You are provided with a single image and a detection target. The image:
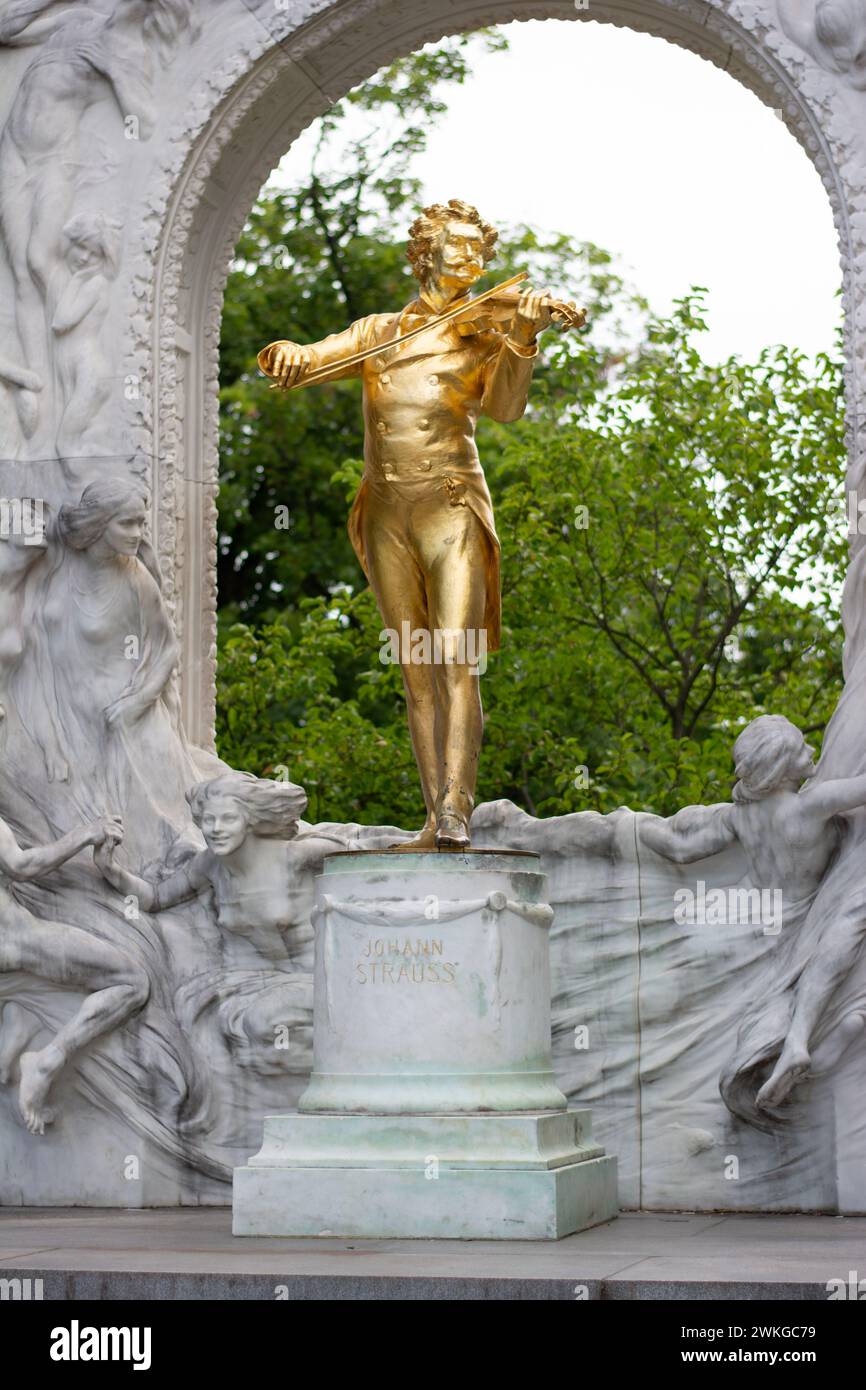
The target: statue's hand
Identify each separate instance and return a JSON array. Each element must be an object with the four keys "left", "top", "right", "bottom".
[
  {"left": 510, "top": 286, "right": 555, "bottom": 347},
  {"left": 271, "top": 341, "right": 312, "bottom": 389},
  {"left": 90, "top": 813, "right": 124, "bottom": 851},
  {"left": 93, "top": 838, "right": 117, "bottom": 875}
]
